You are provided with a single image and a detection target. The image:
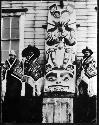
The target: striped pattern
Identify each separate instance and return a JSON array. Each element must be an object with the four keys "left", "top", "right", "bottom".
[
  {"left": 42, "top": 98, "right": 73, "bottom": 123},
  {"left": 1, "top": 0, "right": 97, "bottom": 63}
]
